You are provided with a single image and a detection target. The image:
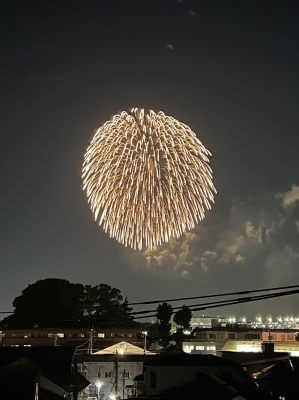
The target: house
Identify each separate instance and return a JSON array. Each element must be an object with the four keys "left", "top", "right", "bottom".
[
  {"left": 76, "top": 341, "right": 156, "bottom": 399},
  {"left": 137, "top": 348, "right": 273, "bottom": 399},
  {"left": 0, "top": 346, "right": 89, "bottom": 399},
  {"left": 143, "top": 348, "right": 255, "bottom": 396},
  {"left": 152, "top": 372, "right": 273, "bottom": 400},
  {"left": 220, "top": 344, "right": 291, "bottom": 377}
]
